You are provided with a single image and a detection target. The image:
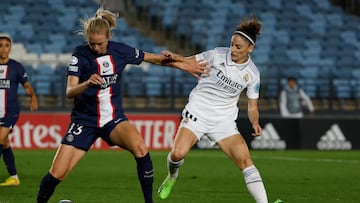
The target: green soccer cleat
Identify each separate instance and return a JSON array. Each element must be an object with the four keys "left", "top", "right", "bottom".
[
  {"left": 274, "top": 199, "right": 284, "bottom": 203},
  {"left": 158, "top": 175, "right": 177, "bottom": 200}
]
